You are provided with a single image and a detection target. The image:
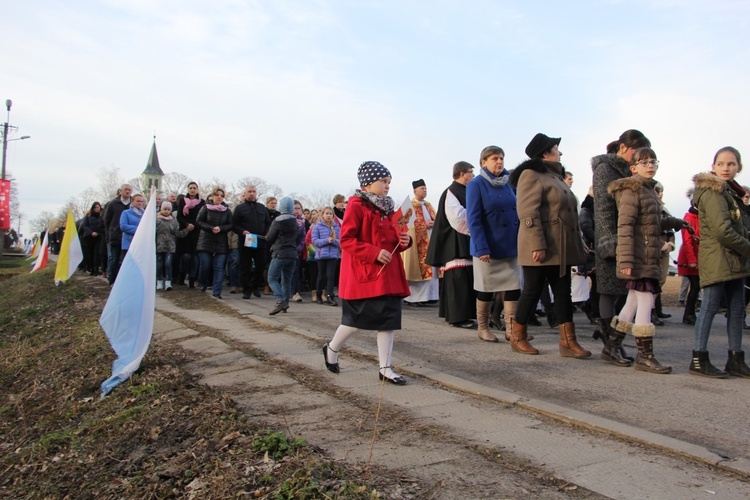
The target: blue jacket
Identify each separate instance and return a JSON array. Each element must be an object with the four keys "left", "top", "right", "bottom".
[
  {"left": 466, "top": 169, "right": 519, "bottom": 259},
  {"left": 120, "top": 208, "right": 144, "bottom": 250},
  {"left": 312, "top": 220, "right": 341, "bottom": 260}
]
